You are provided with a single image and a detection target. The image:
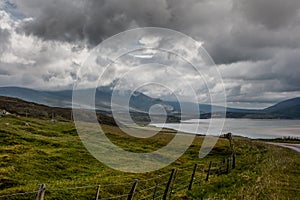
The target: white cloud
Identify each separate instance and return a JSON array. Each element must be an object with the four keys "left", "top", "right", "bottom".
[
  {"left": 0, "top": 10, "right": 90, "bottom": 89},
  {"left": 0, "top": 0, "right": 300, "bottom": 108}
]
